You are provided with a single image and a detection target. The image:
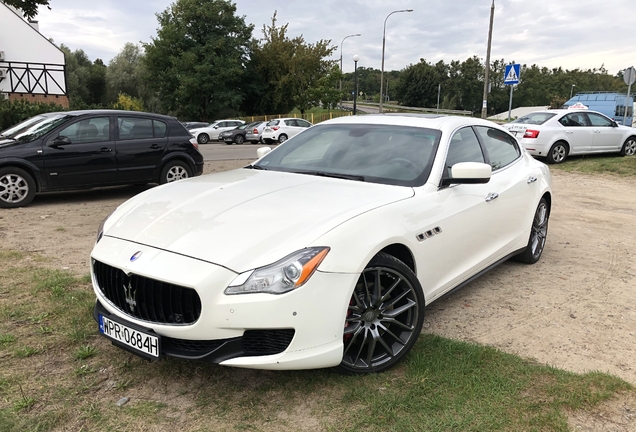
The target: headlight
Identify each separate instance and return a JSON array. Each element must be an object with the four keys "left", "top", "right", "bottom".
[
  {"left": 96, "top": 210, "right": 115, "bottom": 243},
  {"left": 225, "top": 247, "right": 330, "bottom": 295}
]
